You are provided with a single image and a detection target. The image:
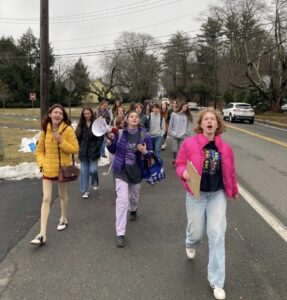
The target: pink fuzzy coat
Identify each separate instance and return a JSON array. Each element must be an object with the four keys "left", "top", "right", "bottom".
[{"left": 176, "top": 133, "right": 238, "bottom": 199}]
